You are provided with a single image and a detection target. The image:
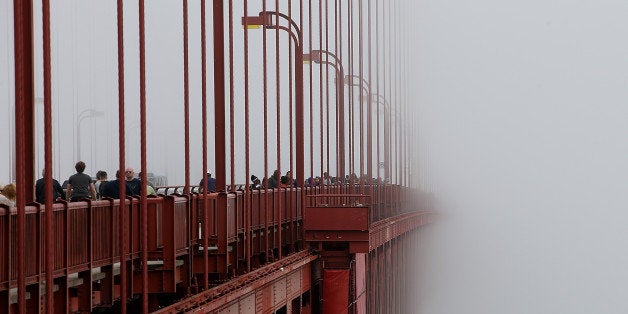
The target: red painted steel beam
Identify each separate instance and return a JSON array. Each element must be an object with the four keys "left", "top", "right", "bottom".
[
  {"left": 368, "top": 211, "right": 435, "bottom": 251},
  {"left": 41, "top": 0, "right": 55, "bottom": 310},
  {"left": 200, "top": 0, "right": 210, "bottom": 290},
  {"left": 154, "top": 251, "right": 317, "bottom": 313},
  {"left": 242, "top": 0, "right": 252, "bottom": 274},
  {"left": 228, "top": 0, "right": 235, "bottom": 192},
  {"left": 139, "top": 0, "right": 149, "bottom": 312},
  {"left": 13, "top": 0, "right": 35, "bottom": 311},
  {"left": 115, "top": 0, "right": 128, "bottom": 312},
  {"left": 213, "top": 0, "right": 226, "bottom": 191}
]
